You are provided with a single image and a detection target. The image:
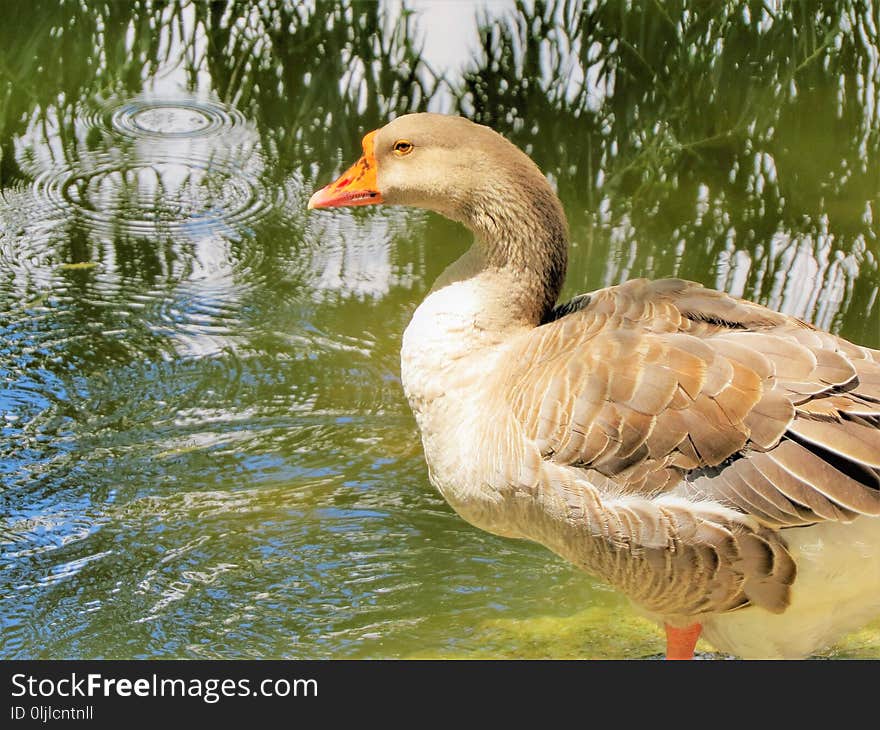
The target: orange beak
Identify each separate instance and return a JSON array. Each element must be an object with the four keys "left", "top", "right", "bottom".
[{"left": 307, "top": 130, "right": 383, "bottom": 209}]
